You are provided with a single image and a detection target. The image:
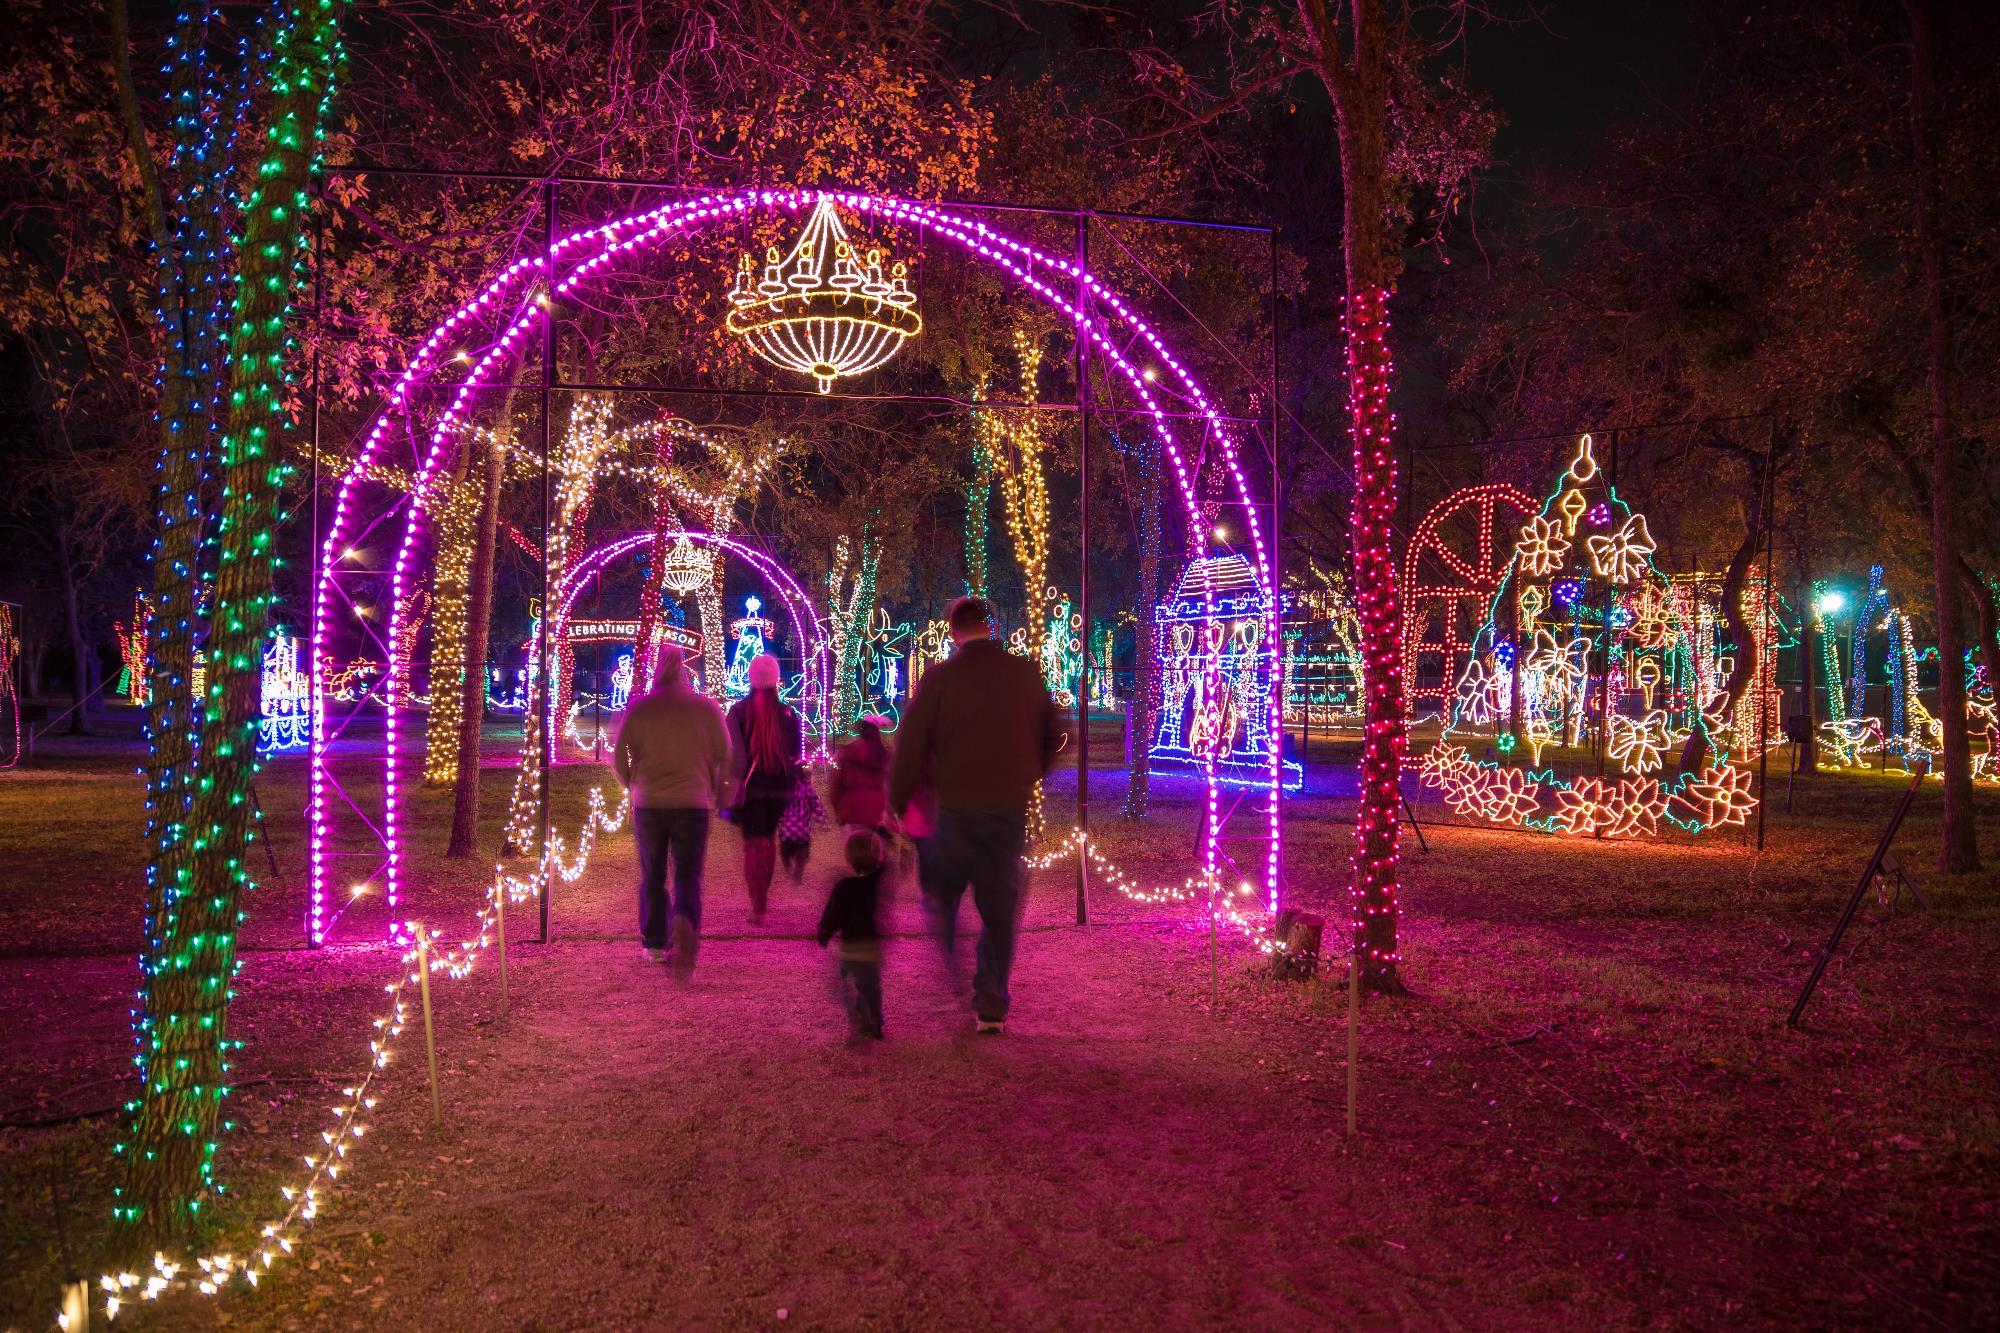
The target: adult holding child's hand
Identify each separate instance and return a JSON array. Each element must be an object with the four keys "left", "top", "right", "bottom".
[{"left": 889, "top": 596, "right": 1067, "bottom": 1035}]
